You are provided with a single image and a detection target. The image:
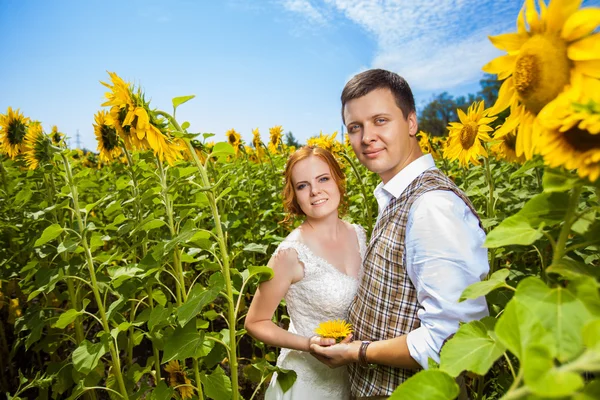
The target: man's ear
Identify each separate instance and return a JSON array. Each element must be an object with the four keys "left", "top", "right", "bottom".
[{"left": 408, "top": 112, "right": 418, "bottom": 137}]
